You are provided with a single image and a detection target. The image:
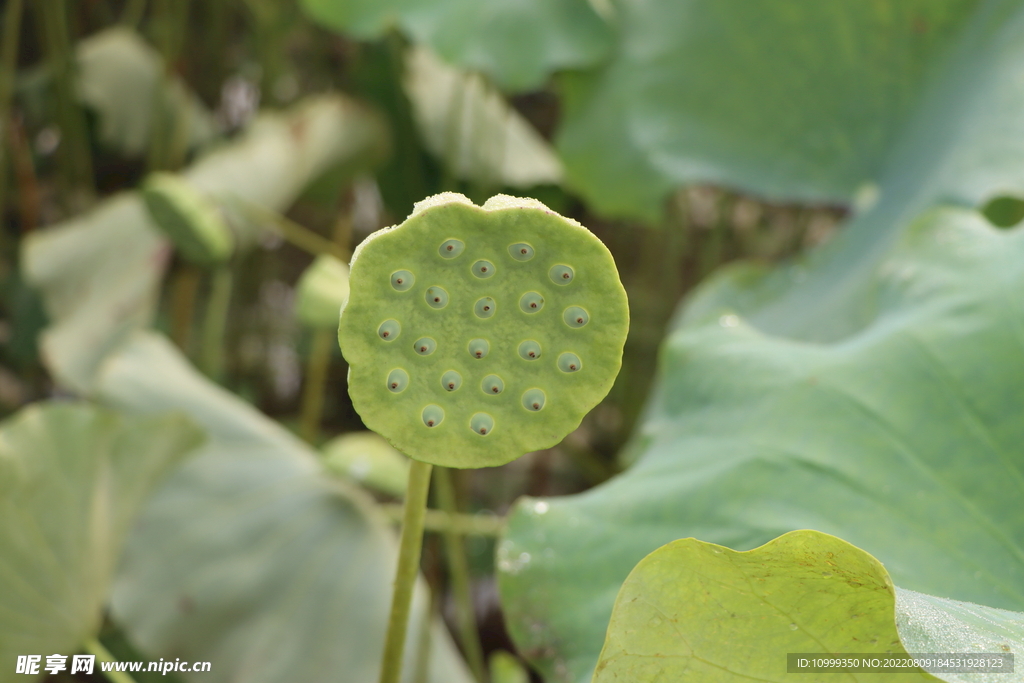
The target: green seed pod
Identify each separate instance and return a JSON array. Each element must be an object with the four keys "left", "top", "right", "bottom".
[
  {"left": 141, "top": 172, "right": 234, "bottom": 267},
  {"left": 338, "top": 192, "right": 629, "bottom": 468},
  {"left": 295, "top": 255, "right": 351, "bottom": 330},
  {"left": 321, "top": 431, "right": 409, "bottom": 498}
]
